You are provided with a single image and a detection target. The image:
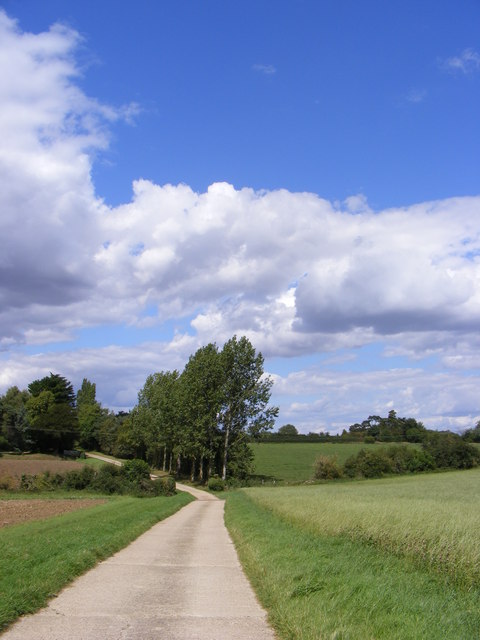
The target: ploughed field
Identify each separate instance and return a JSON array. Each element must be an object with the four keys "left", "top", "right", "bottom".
[
  {"left": 0, "top": 498, "right": 106, "bottom": 528},
  {"left": 0, "top": 455, "right": 85, "bottom": 489}
]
